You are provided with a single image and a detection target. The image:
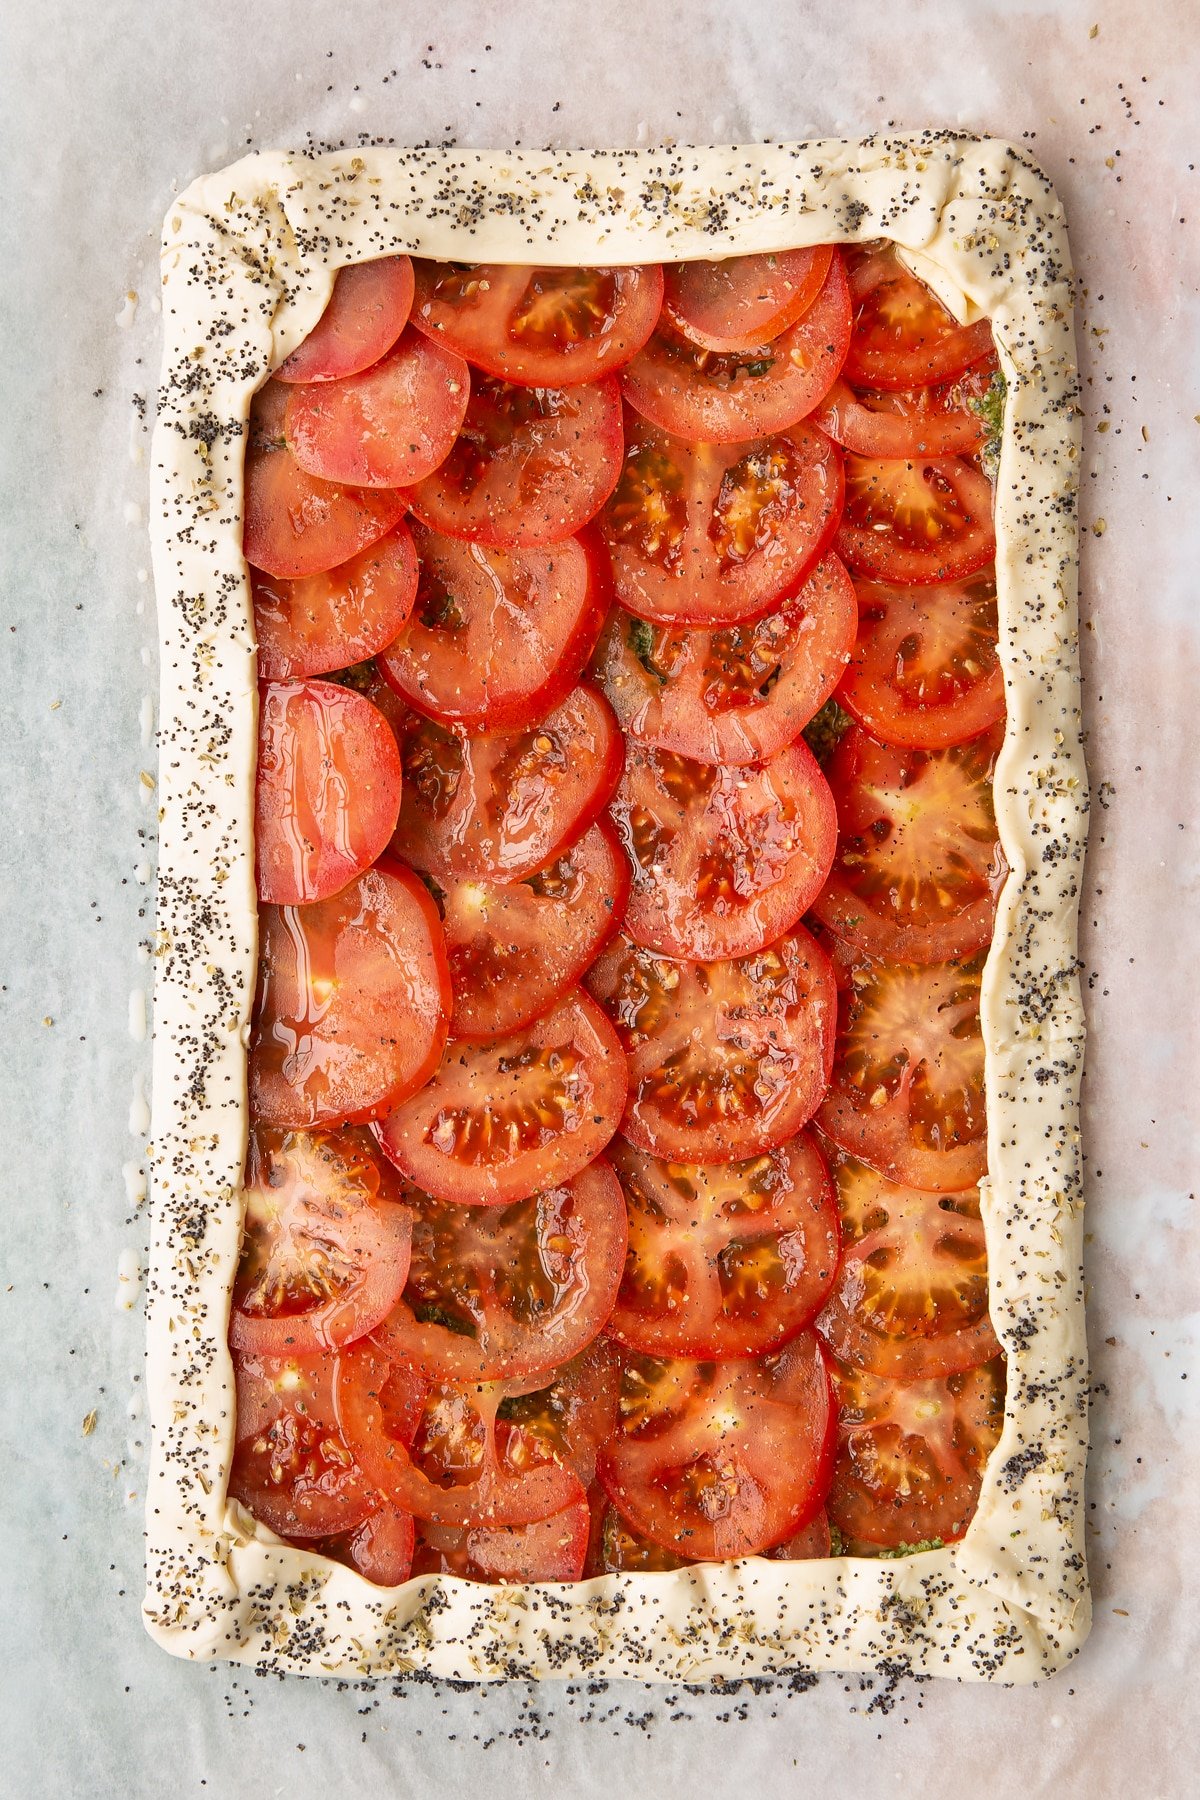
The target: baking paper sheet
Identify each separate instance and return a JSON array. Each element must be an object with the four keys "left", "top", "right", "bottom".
[{"left": 2, "top": 0, "right": 1196, "bottom": 1792}]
